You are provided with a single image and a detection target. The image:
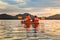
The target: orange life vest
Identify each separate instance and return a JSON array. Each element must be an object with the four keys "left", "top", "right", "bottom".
[
  {"left": 24, "top": 16, "right": 31, "bottom": 28},
  {"left": 24, "top": 16, "right": 30, "bottom": 21},
  {"left": 33, "top": 17, "right": 39, "bottom": 28},
  {"left": 33, "top": 17, "right": 39, "bottom": 22}
]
